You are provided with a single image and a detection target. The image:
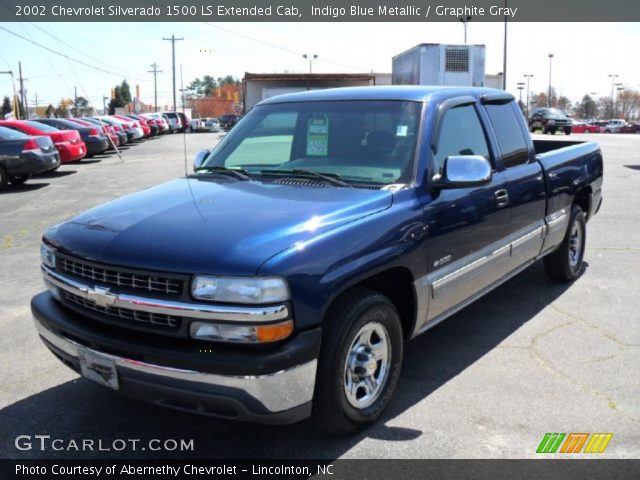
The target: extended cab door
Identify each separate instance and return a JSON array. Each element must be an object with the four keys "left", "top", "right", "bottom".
[
  {"left": 481, "top": 96, "right": 546, "bottom": 268},
  {"left": 418, "top": 97, "right": 511, "bottom": 325}
]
